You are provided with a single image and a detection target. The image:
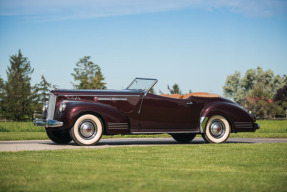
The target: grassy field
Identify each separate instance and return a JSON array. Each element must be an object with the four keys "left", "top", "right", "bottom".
[
  {"left": 0, "top": 143, "right": 286, "bottom": 192},
  {"left": 0, "top": 120, "right": 286, "bottom": 141},
  {"left": 0, "top": 121, "right": 286, "bottom": 191},
  {"left": 230, "top": 119, "right": 287, "bottom": 138}
]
